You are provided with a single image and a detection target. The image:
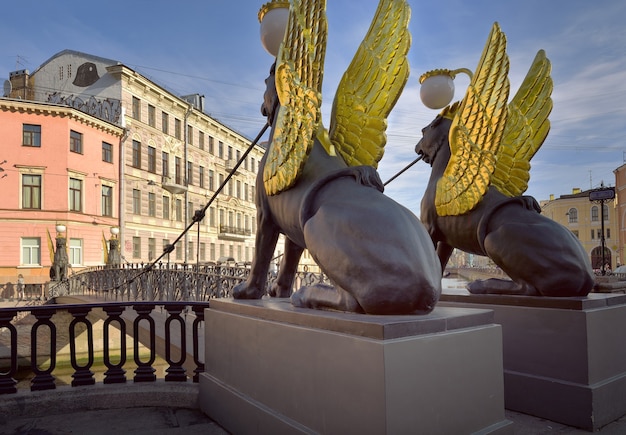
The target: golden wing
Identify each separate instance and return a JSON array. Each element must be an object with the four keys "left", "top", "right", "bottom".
[
  {"left": 435, "top": 22, "right": 510, "bottom": 216},
  {"left": 102, "top": 231, "right": 109, "bottom": 264},
  {"left": 46, "top": 228, "right": 55, "bottom": 264},
  {"left": 328, "top": 0, "right": 411, "bottom": 168},
  {"left": 263, "top": 0, "right": 327, "bottom": 196},
  {"left": 492, "top": 50, "right": 553, "bottom": 197}
]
